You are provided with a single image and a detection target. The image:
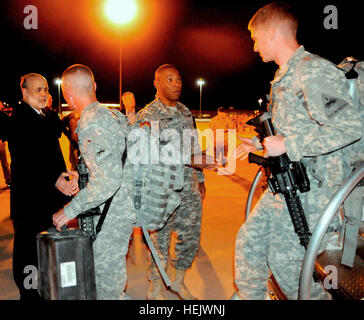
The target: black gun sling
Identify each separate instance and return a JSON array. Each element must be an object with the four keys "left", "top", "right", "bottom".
[{"left": 95, "top": 196, "right": 113, "bottom": 236}]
